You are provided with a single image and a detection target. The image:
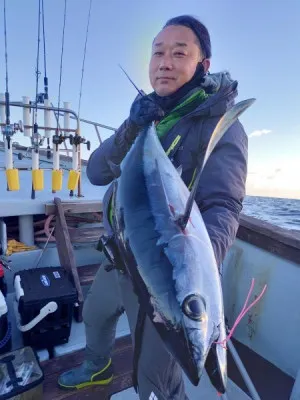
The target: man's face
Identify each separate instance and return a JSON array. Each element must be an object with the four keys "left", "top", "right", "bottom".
[{"left": 149, "top": 25, "right": 205, "bottom": 96}]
